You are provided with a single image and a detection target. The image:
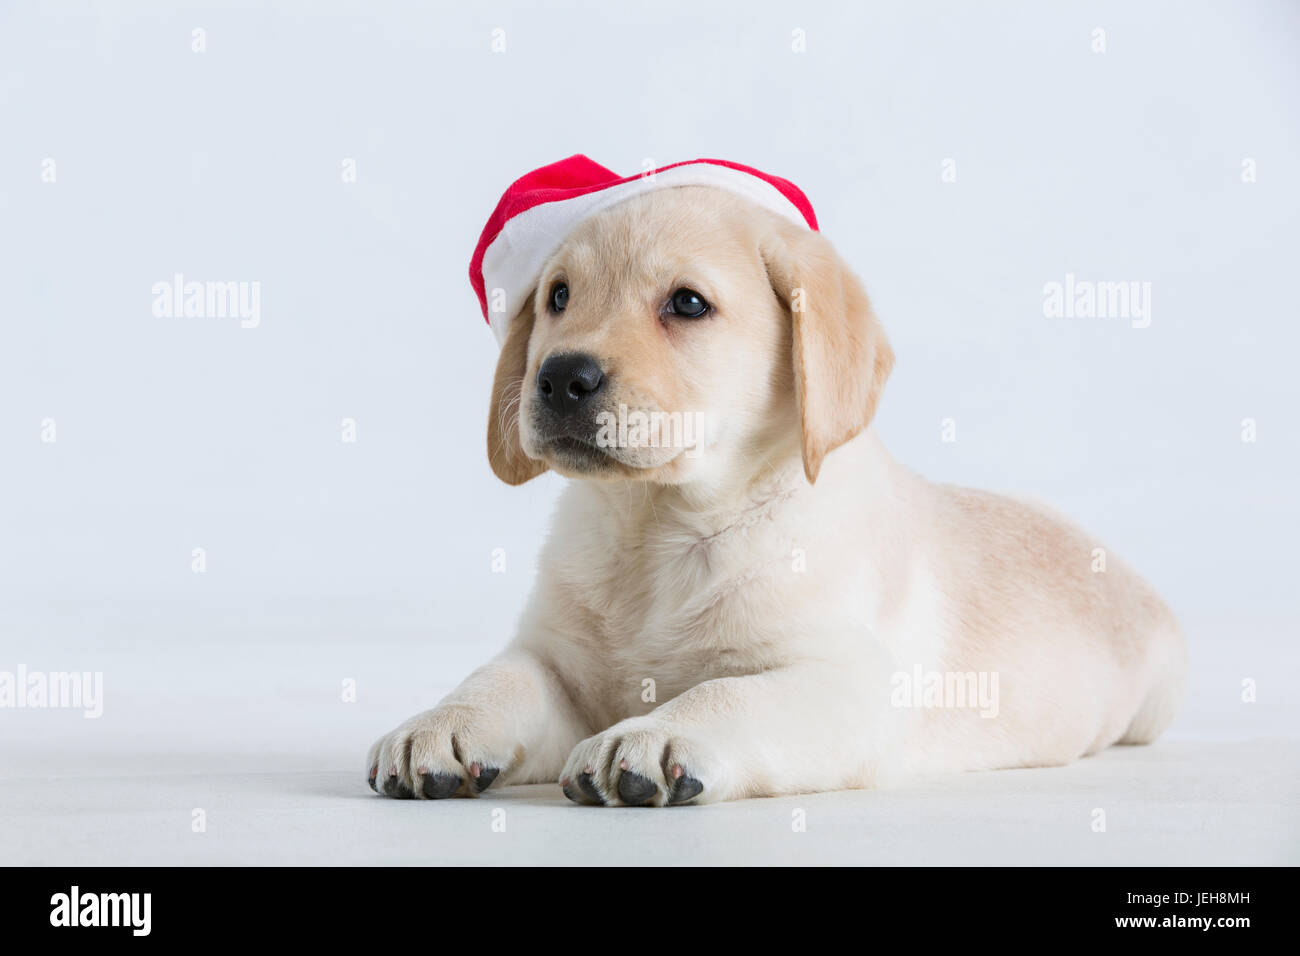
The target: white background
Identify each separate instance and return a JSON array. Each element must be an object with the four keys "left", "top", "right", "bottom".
[{"left": 0, "top": 1, "right": 1296, "bottom": 860}]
